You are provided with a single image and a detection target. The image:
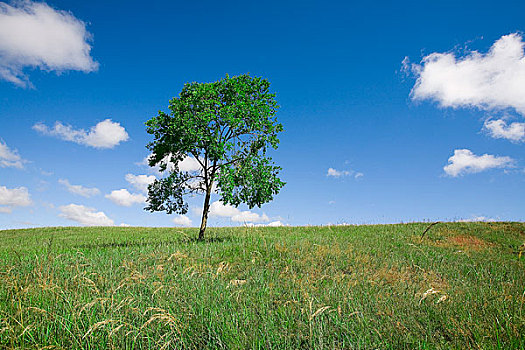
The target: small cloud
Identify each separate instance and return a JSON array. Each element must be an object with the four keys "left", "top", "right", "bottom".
[
  {"left": 246, "top": 220, "right": 287, "bottom": 227},
  {"left": 209, "top": 200, "right": 270, "bottom": 224},
  {"left": 0, "top": 185, "right": 32, "bottom": 213},
  {"left": 119, "top": 223, "right": 131, "bottom": 227},
  {"left": 232, "top": 211, "right": 269, "bottom": 223},
  {"left": 179, "top": 156, "right": 202, "bottom": 172},
  {"left": 125, "top": 174, "right": 156, "bottom": 193},
  {"left": 443, "top": 149, "right": 514, "bottom": 177},
  {"left": 327, "top": 168, "right": 350, "bottom": 177},
  {"left": 483, "top": 118, "right": 525, "bottom": 143},
  {"left": 172, "top": 214, "right": 192, "bottom": 227},
  {"left": 327, "top": 167, "right": 363, "bottom": 179},
  {"left": 58, "top": 179, "right": 100, "bottom": 197},
  {"left": 0, "top": 140, "right": 28, "bottom": 169},
  {"left": 408, "top": 33, "right": 525, "bottom": 116},
  {"left": 0, "top": 1, "right": 98, "bottom": 88},
  {"left": 59, "top": 204, "right": 113, "bottom": 226},
  {"left": 139, "top": 154, "right": 202, "bottom": 175},
  {"left": 457, "top": 215, "right": 496, "bottom": 222},
  {"left": 209, "top": 201, "right": 241, "bottom": 217},
  {"left": 105, "top": 189, "right": 145, "bottom": 207},
  {"left": 328, "top": 200, "right": 336, "bottom": 205},
  {"left": 33, "top": 119, "right": 129, "bottom": 149},
  {"left": 266, "top": 220, "right": 285, "bottom": 227}
]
